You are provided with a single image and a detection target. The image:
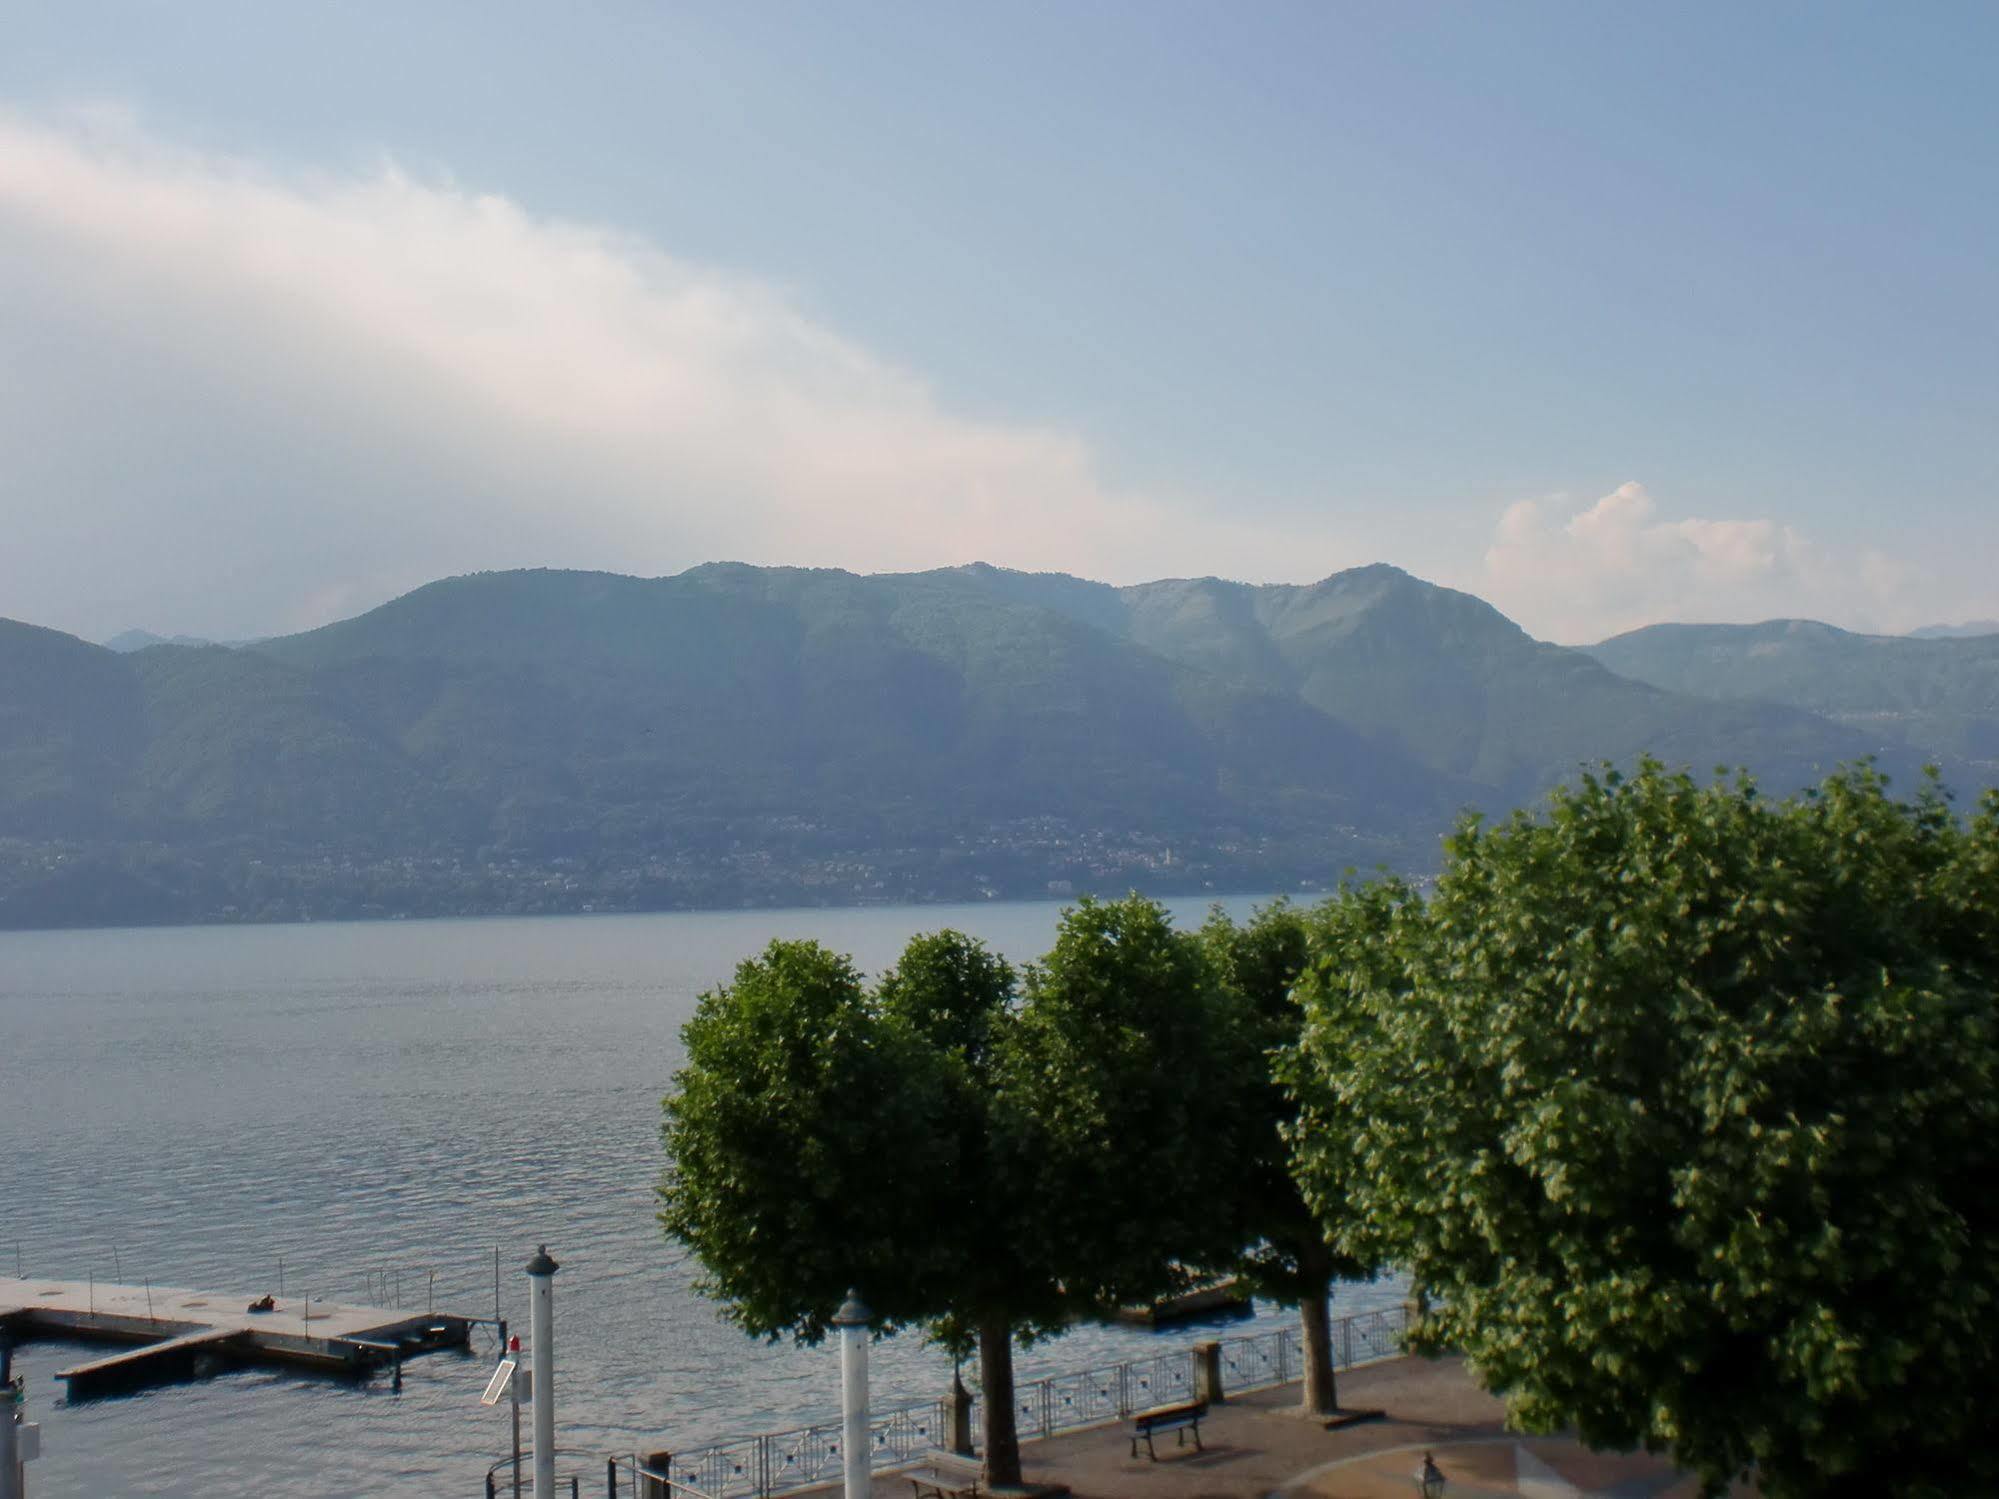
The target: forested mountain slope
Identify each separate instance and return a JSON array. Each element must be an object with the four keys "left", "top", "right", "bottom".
[
  {"left": 1584, "top": 619, "right": 1999, "bottom": 765},
  {"left": 0, "top": 565, "right": 1979, "bottom": 928},
  {"left": 928, "top": 563, "right": 1903, "bottom": 797}
]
